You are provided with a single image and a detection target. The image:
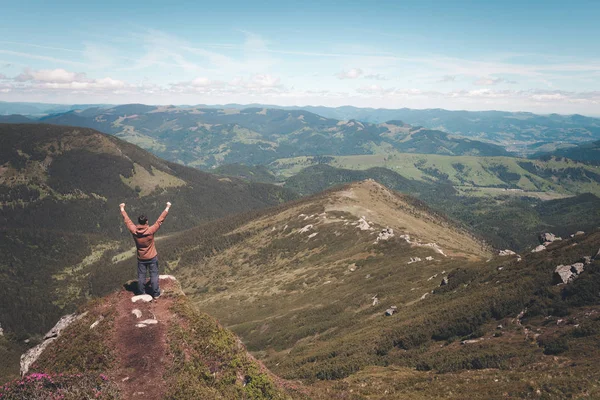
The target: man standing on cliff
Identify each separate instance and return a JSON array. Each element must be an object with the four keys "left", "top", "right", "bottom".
[{"left": 119, "top": 201, "right": 171, "bottom": 299}]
